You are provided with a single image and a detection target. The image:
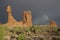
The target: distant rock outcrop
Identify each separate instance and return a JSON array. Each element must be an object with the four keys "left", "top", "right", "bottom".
[
  {"left": 50, "top": 20, "right": 57, "bottom": 27},
  {"left": 4, "top": 5, "right": 32, "bottom": 27}
]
